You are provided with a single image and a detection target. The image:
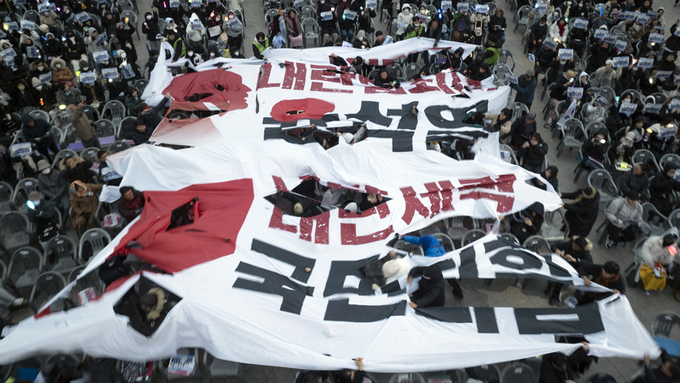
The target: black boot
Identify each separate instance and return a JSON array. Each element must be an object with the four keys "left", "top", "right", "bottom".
[{"left": 448, "top": 279, "right": 464, "bottom": 299}]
